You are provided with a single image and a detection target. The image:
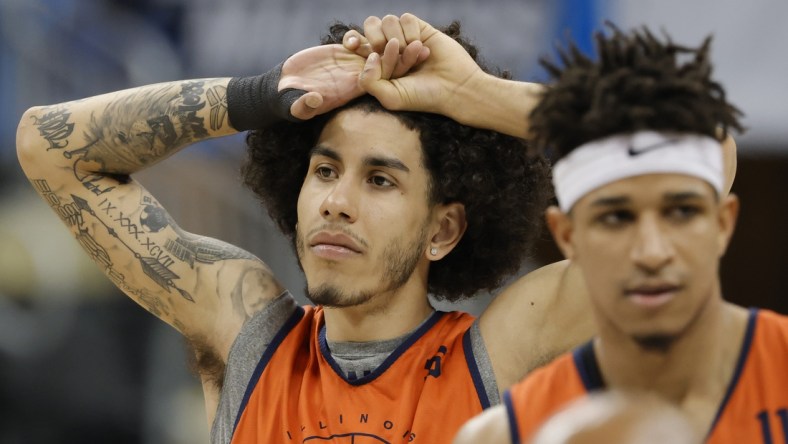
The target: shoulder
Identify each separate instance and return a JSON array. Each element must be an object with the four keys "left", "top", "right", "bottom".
[
  {"left": 211, "top": 292, "right": 305, "bottom": 438},
  {"left": 750, "top": 307, "right": 788, "bottom": 351},
  {"left": 755, "top": 307, "right": 788, "bottom": 327},
  {"left": 479, "top": 260, "right": 595, "bottom": 390}
]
